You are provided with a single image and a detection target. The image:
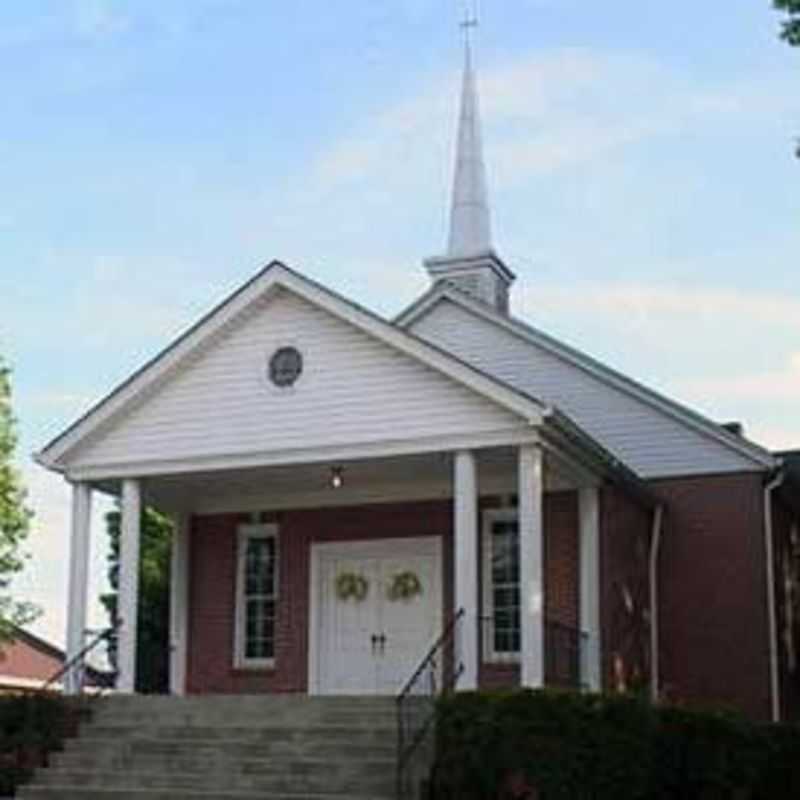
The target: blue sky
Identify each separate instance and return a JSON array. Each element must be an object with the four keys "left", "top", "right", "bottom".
[{"left": 1, "top": 0, "right": 798, "bottom": 646}]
